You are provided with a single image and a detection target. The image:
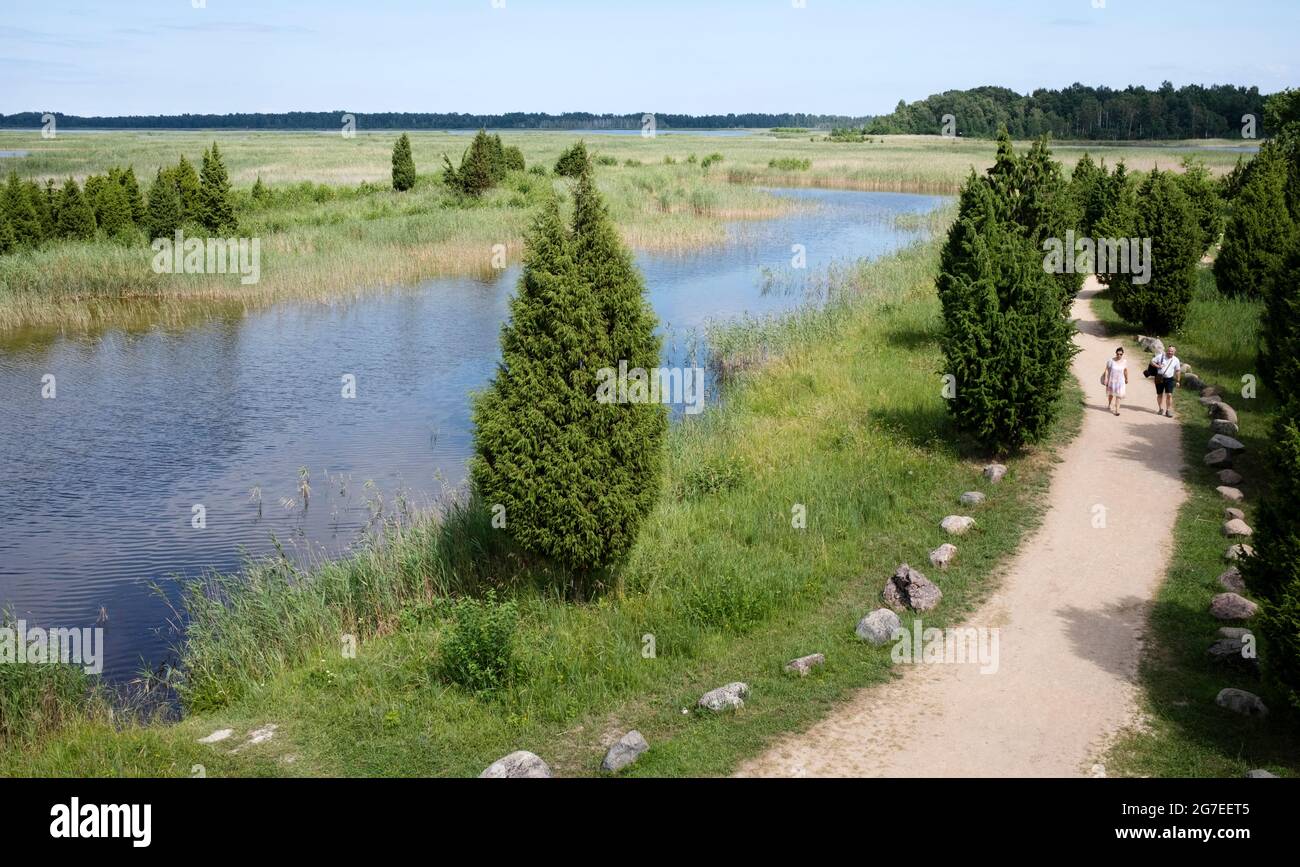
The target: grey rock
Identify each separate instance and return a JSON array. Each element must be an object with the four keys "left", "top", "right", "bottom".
[
  {"left": 1225, "top": 544, "right": 1255, "bottom": 561},
  {"left": 941, "top": 515, "right": 976, "bottom": 535},
  {"left": 982, "top": 463, "right": 1008, "bottom": 483},
  {"left": 197, "top": 728, "right": 234, "bottom": 744},
  {"left": 1244, "top": 769, "right": 1278, "bottom": 778},
  {"left": 959, "top": 491, "right": 986, "bottom": 506},
  {"left": 882, "top": 563, "right": 943, "bottom": 612},
  {"left": 1223, "top": 518, "right": 1253, "bottom": 537},
  {"left": 1219, "top": 627, "right": 1252, "bottom": 640},
  {"left": 784, "top": 653, "right": 825, "bottom": 677},
  {"left": 1217, "top": 486, "right": 1244, "bottom": 503},
  {"left": 697, "top": 682, "right": 749, "bottom": 712},
  {"left": 1217, "top": 568, "right": 1245, "bottom": 593},
  {"left": 1204, "top": 448, "right": 1233, "bottom": 469},
  {"left": 1211, "top": 419, "right": 1239, "bottom": 436},
  {"left": 480, "top": 750, "right": 553, "bottom": 778},
  {"left": 601, "top": 731, "right": 649, "bottom": 772},
  {"left": 1215, "top": 688, "right": 1268, "bottom": 717},
  {"left": 929, "top": 542, "right": 958, "bottom": 570},
  {"left": 1210, "top": 592, "right": 1259, "bottom": 620},
  {"left": 1210, "top": 403, "right": 1239, "bottom": 425},
  {"left": 1209, "top": 434, "right": 1246, "bottom": 453},
  {"left": 856, "top": 608, "right": 901, "bottom": 646},
  {"left": 1201, "top": 385, "right": 1222, "bottom": 398},
  {"left": 1224, "top": 507, "right": 1245, "bottom": 521},
  {"left": 1199, "top": 394, "right": 1224, "bottom": 407},
  {"left": 1184, "top": 373, "right": 1204, "bottom": 391},
  {"left": 1218, "top": 469, "right": 1244, "bottom": 486},
  {"left": 1208, "top": 637, "right": 1253, "bottom": 663},
  {"left": 1137, "top": 335, "right": 1164, "bottom": 354}
]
